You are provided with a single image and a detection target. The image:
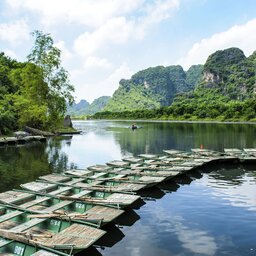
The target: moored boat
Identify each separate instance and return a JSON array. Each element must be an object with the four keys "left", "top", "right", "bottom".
[
  {"left": 20, "top": 180, "right": 141, "bottom": 209},
  {"left": 0, "top": 203, "right": 106, "bottom": 255},
  {"left": 0, "top": 238, "right": 68, "bottom": 256},
  {"left": 0, "top": 188, "right": 124, "bottom": 227}
]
